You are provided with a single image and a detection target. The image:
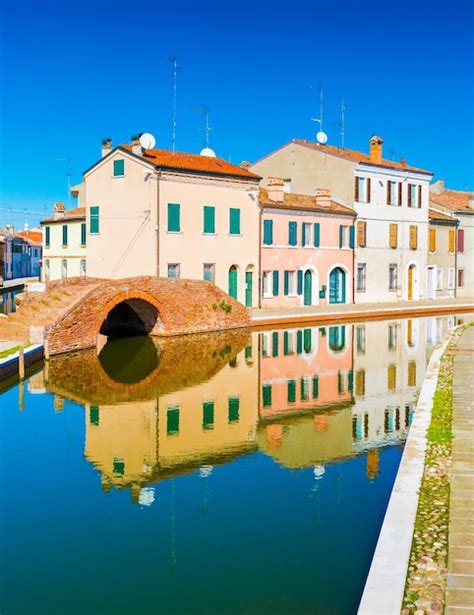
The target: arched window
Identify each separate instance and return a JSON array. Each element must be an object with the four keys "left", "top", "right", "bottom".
[{"left": 328, "top": 325, "right": 346, "bottom": 352}]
